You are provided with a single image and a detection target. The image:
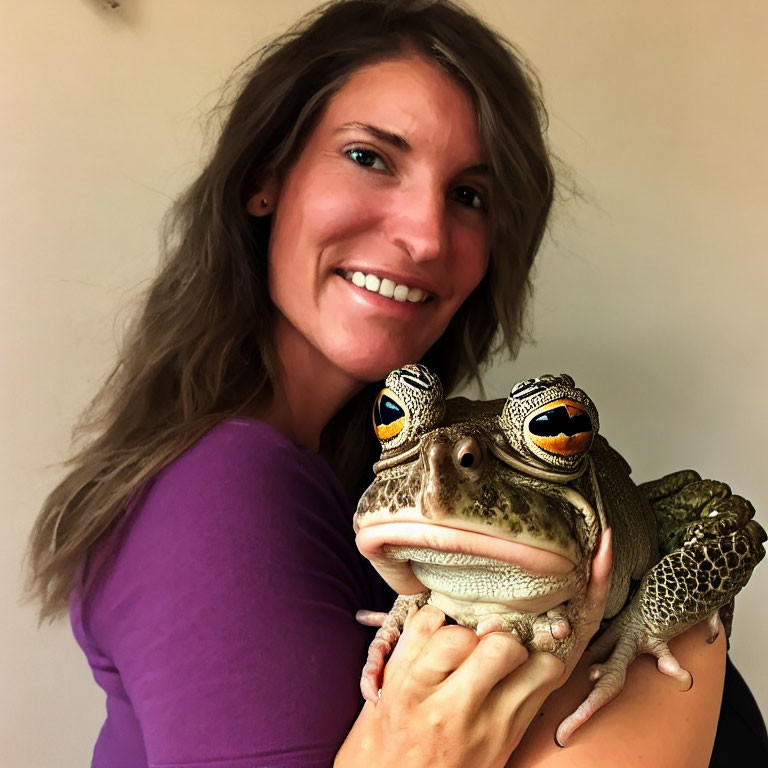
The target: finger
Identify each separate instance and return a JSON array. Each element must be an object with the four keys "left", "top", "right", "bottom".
[
  {"left": 589, "top": 528, "right": 612, "bottom": 596},
  {"left": 381, "top": 605, "right": 447, "bottom": 690},
  {"left": 492, "top": 650, "right": 565, "bottom": 726},
  {"left": 561, "top": 529, "right": 614, "bottom": 677},
  {"left": 388, "top": 604, "right": 446, "bottom": 663},
  {"left": 402, "top": 624, "right": 480, "bottom": 693},
  {"left": 443, "top": 631, "right": 529, "bottom": 707},
  {"left": 581, "top": 528, "right": 613, "bottom": 628}
]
